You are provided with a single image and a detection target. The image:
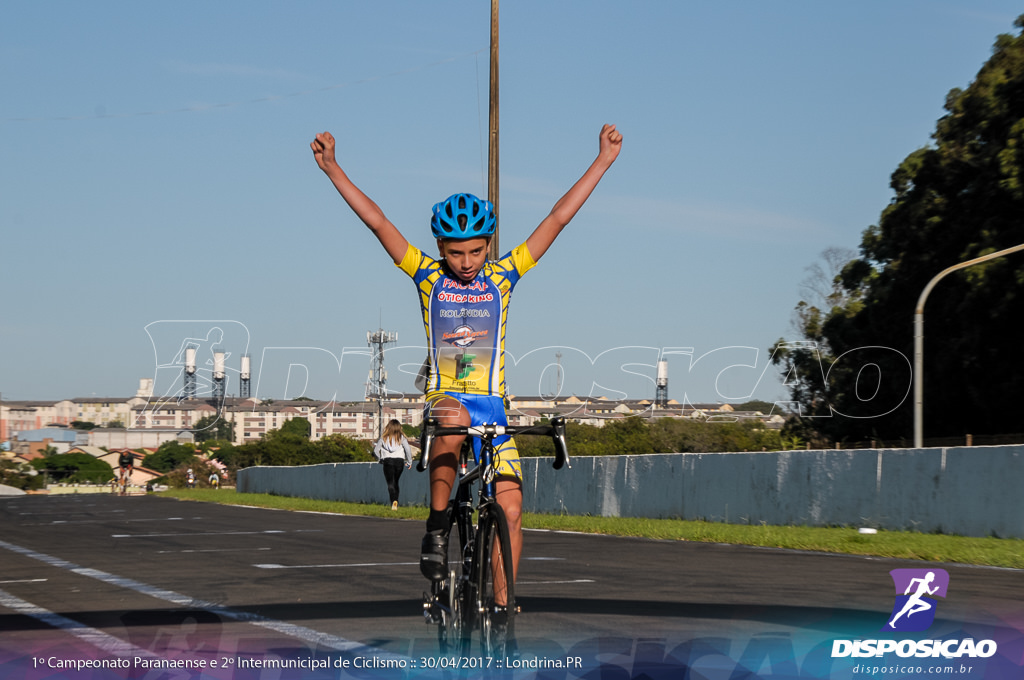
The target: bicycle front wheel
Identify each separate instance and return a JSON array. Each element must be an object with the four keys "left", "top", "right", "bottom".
[
  {"left": 474, "top": 502, "right": 516, "bottom": 657},
  {"left": 436, "top": 501, "right": 472, "bottom": 656}
]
